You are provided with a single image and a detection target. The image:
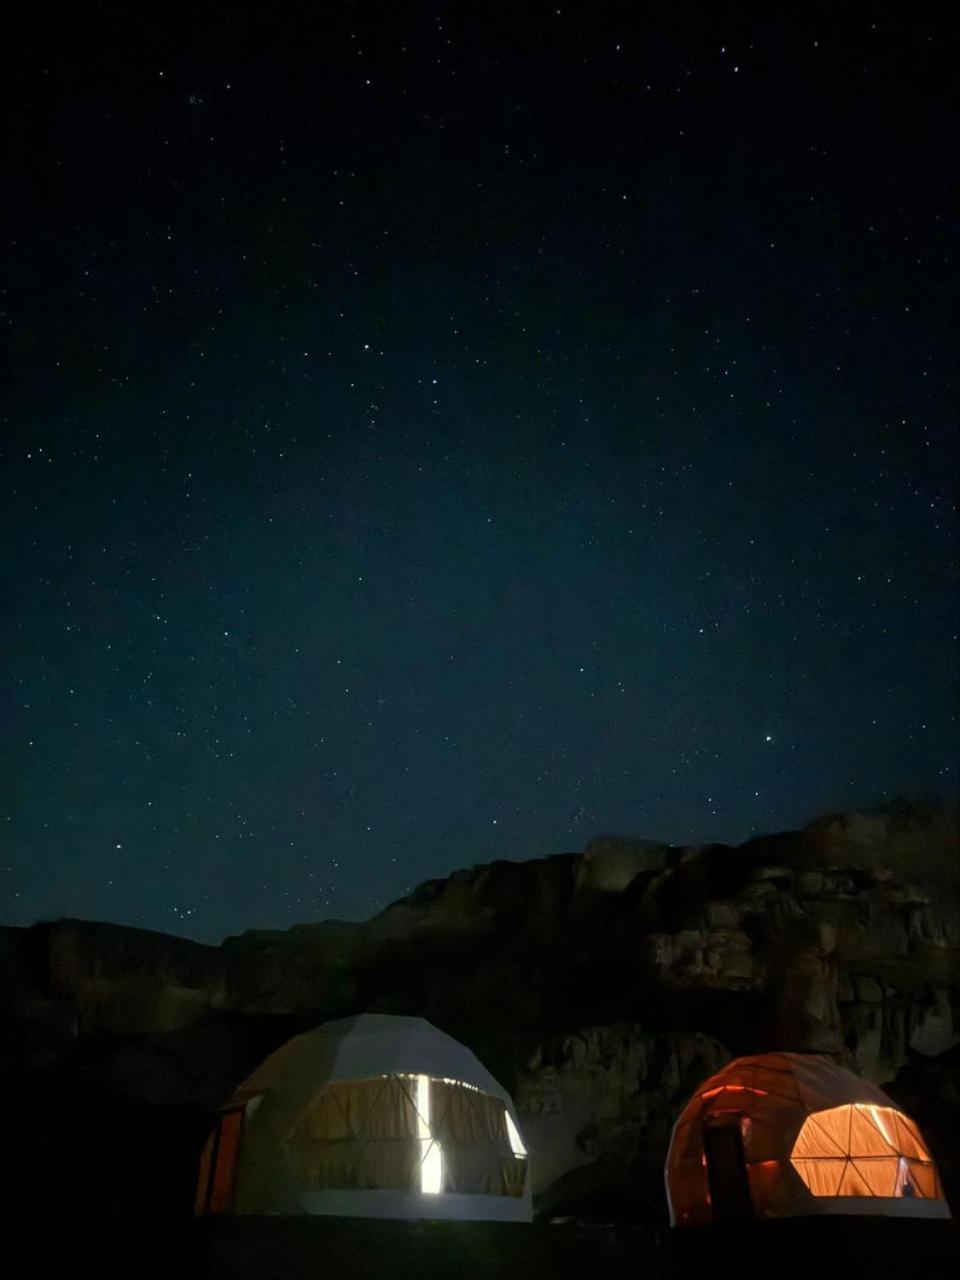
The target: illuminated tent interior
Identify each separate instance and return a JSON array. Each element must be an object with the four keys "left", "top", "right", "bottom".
[
  {"left": 195, "top": 1013, "right": 531, "bottom": 1221},
  {"left": 666, "top": 1052, "right": 950, "bottom": 1226}
]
